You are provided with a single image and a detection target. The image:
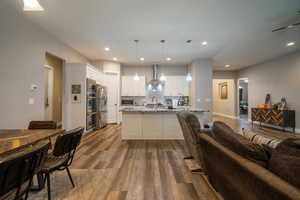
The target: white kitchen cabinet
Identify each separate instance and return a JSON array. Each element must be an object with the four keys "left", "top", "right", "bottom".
[
  {"left": 164, "top": 76, "right": 189, "bottom": 96},
  {"left": 121, "top": 76, "right": 146, "bottom": 96}
]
